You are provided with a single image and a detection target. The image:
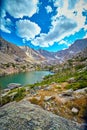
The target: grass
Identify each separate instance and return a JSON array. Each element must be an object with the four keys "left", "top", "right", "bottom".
[{"left": 0, "top": 87, "right": 26, "bottom": 106}]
